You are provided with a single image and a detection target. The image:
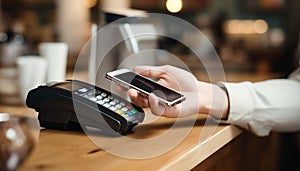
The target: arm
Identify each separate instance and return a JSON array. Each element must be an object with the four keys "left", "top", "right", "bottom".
[
  {"left": 128, "top": 65, "right": 229, "bottom": 118},
  {"left": 219, "top": 71, "right": 300, "bottom": 136},
  {"left": 128, "top": 65, "right": 300, "bottom": 136}
]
